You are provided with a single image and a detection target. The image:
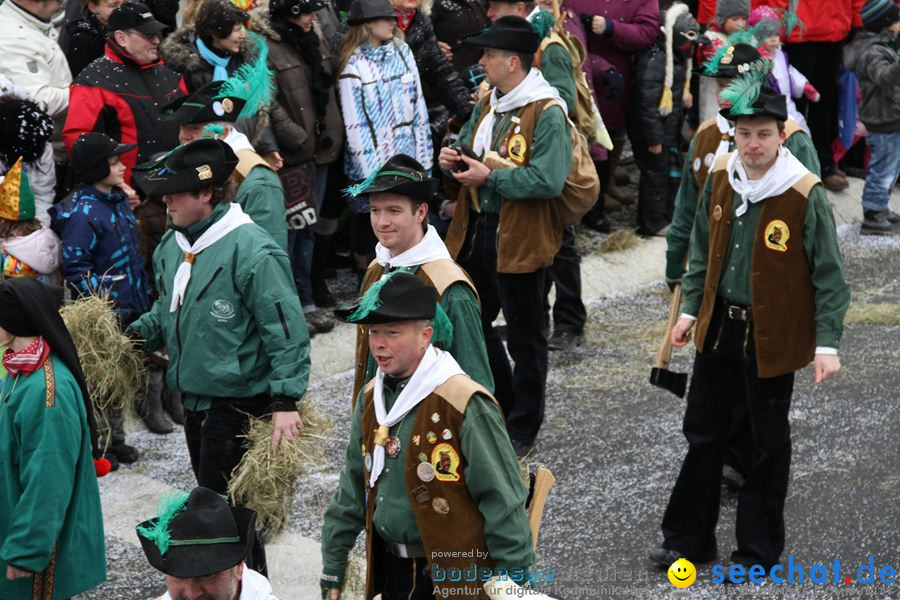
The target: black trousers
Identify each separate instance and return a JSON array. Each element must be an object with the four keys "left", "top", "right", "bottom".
[
  {"left": 725, "top": 387, "right": 753, "bottom": 479},
  {"left": 458, "top": 215, "right": 549, "bottom": 444},
  {"left": 545, "top": 225, "right": 587, "bottom": 336},
  {"left": 785, "top": 41, "right": 843, "bottom": 175},
  {"left": 381, "top": 554, "right": 434, "bottom": 600},
  {"left": 631, "top": 140, "right": 678, "bottom": 234},
  {"left": 184, "top": 399, "right": 269, "bottom": 574},
  {"left": 661, "top": 305, "right": 794, "bottom": 568}
]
